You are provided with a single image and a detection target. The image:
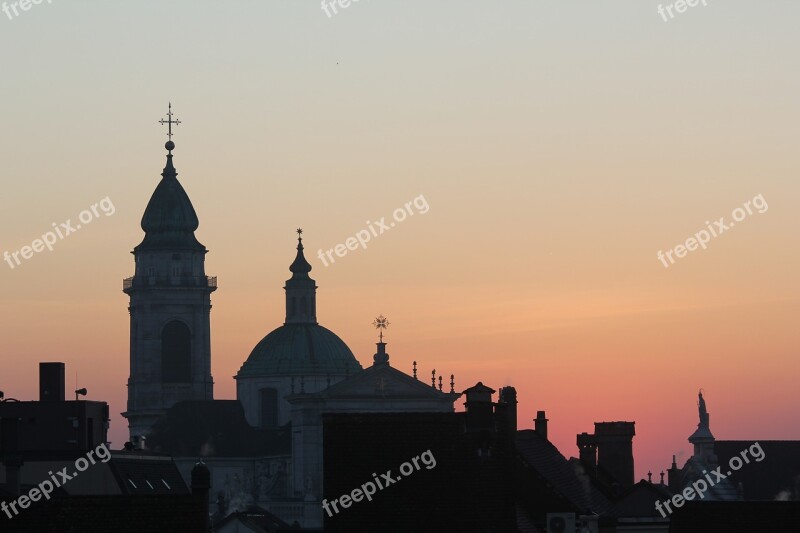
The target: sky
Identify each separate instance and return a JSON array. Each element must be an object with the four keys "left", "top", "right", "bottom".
[{"left": 0, "top": 1, "right": 798, "bottom": 480}]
